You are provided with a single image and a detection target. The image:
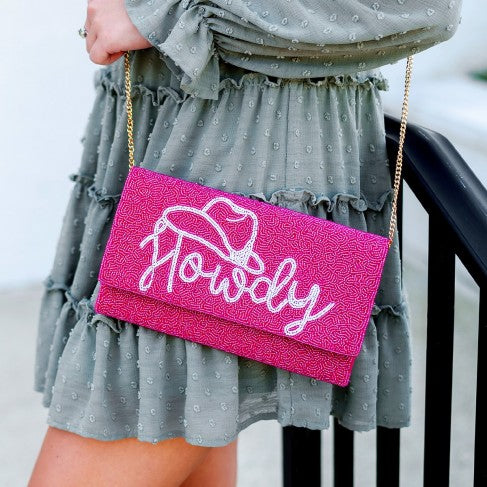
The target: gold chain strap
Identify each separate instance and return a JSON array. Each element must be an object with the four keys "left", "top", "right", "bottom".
[
  {"left": 124, "top": 51, "right": 136, "bottom": 170},
  {"left": 388, "top": 55, "right": 413, "bottom": 247},
  {"left": 123, "top": 51, "right": 413, "bottom": 247}
]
